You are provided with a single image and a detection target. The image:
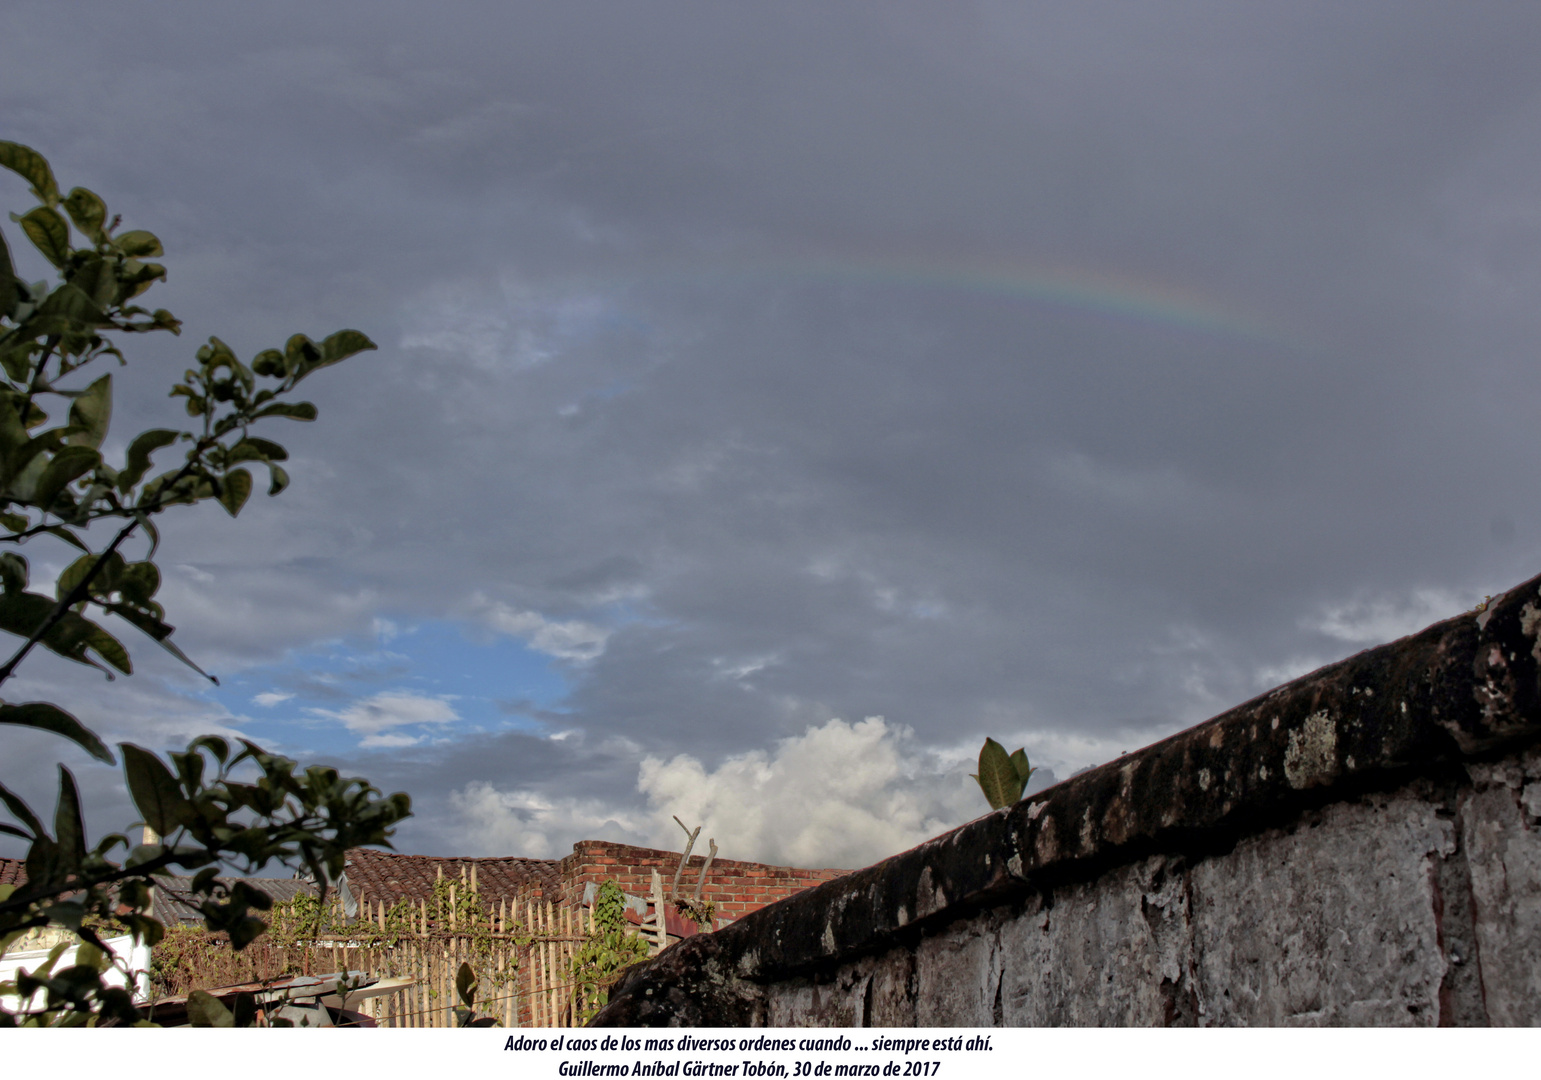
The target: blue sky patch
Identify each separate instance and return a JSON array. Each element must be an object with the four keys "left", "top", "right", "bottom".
[{"left": 201, "top": 619, "right": 575, "bottom": 757}]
